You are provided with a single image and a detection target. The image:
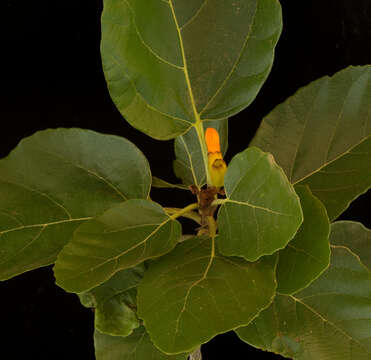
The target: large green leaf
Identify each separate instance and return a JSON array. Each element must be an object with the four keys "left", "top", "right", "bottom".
[
  {"left": 251, "top": 65, "right": 371, "bottom": 220},
  {"left": 0, "top": 129, "right": 151, "bottom": 280},
  {"left": 236, "top": 225, "right": 371, "bottom": 359},
  {"left": 78, "top": 264, "right": 145, "bottom": 337},
  {"left": 101, "top": 0, "right": 282, "bottom": 140},
  {"left": 137, "top": 236, "right": 277, "bottom": 355},
  {"left": 217, "top": 147, "right": 303, "bottom": 262},
  {"left": 173, "top": 119, "right": 228, "bottom": 188},
  {"left": 54, "top": 200, "right": 181, "bottom": 293},
  {"left": 94, "top": 327, "right": 188, "bottom": 360},
  {"left": 330, "top": 221, "right": 371, "bottom": 270},
  {"left": 275, "top": 185, "right": 330, "bottom": 294}
]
